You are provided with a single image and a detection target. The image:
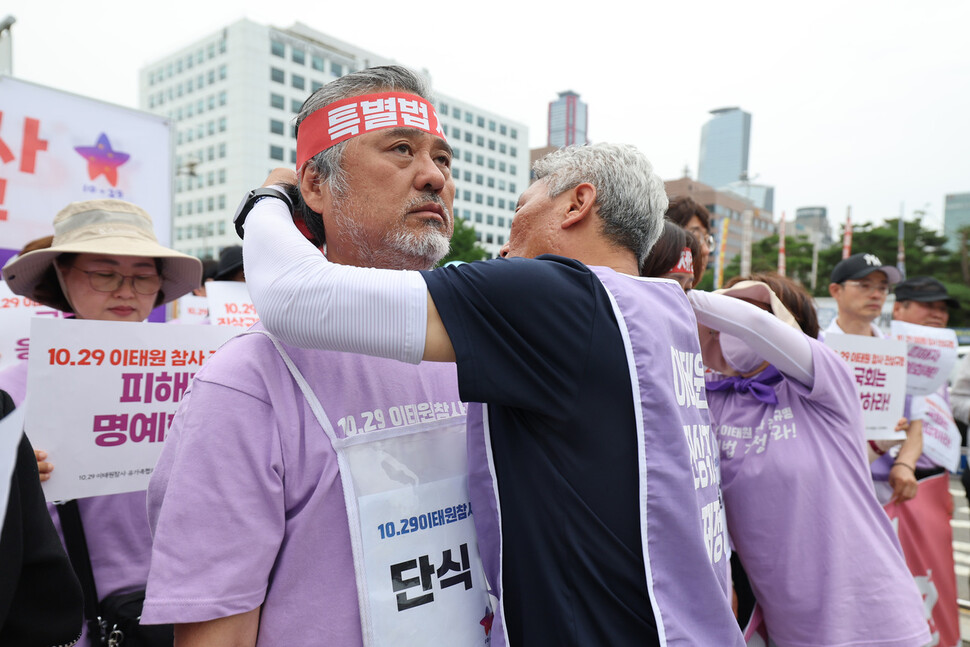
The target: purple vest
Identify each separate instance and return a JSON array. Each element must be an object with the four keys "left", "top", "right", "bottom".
[{"left": 467, "top": 270, "right": 743, "bottom": 646}]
